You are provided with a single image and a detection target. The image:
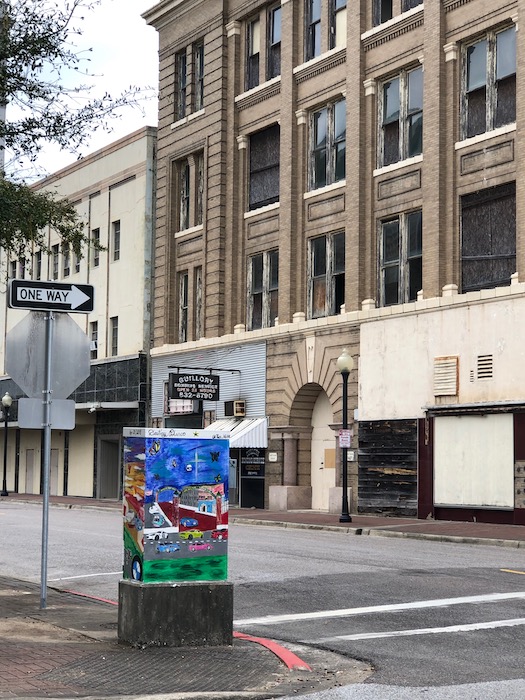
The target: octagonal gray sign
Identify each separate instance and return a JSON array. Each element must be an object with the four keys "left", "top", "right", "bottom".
[{"left": 5, "top": 312, "right": 91, "bottom": 399}]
